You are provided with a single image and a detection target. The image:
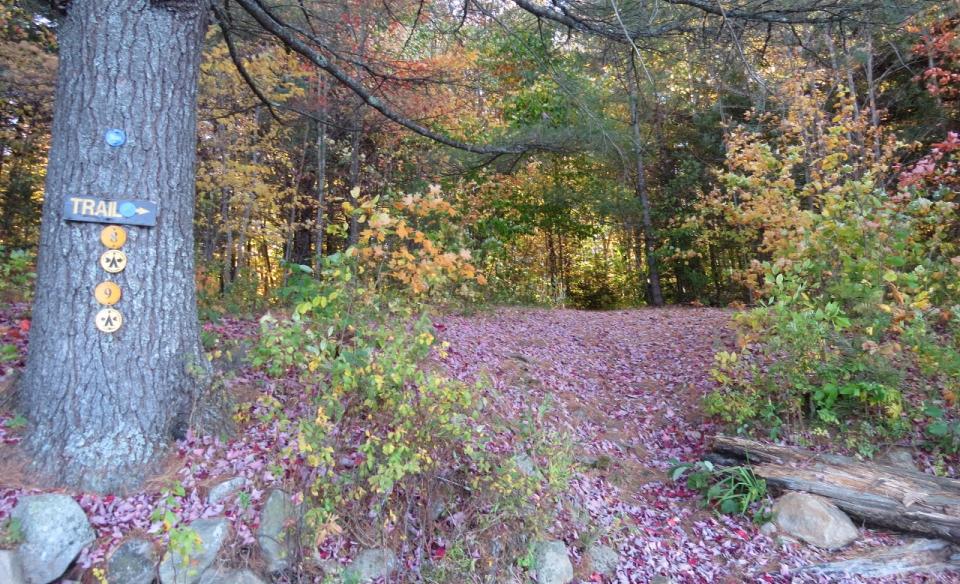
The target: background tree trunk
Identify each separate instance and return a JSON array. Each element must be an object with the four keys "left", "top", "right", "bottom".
[
  {"left": 314, "top": 71, "right": 328, "bottom": 270},
  {"left": 19, "top": 0, "right": 211, "bottom": 492},
  {"left": 347, "top": 109, "right": 362, "bottom": 247},
  {"left": 628, "top": 64, "right": 664, "bottom": 307}
]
